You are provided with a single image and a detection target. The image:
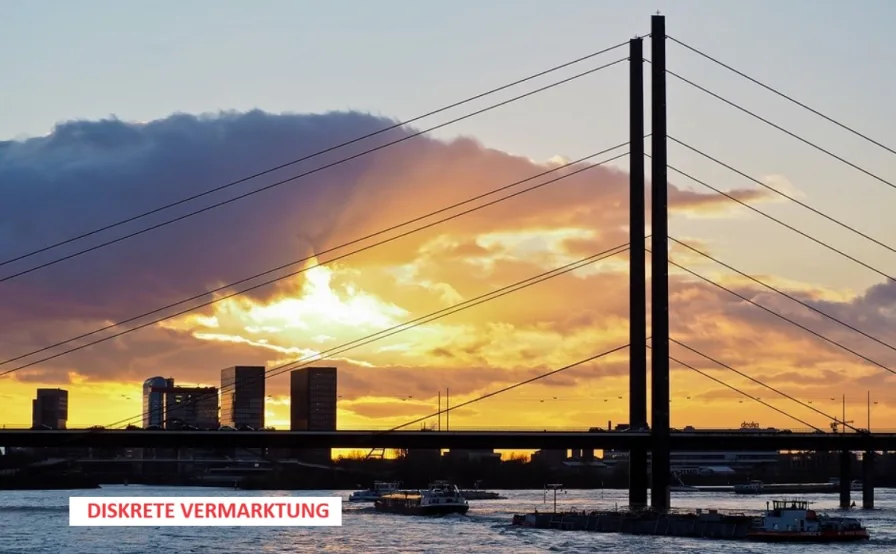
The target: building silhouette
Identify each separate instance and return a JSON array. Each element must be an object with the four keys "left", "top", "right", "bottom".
[
  {"left": 32, "top": 388, "right": 68, "bottom": 429},
  {"left": 445, "top": 449, "right": 501, "bottom": 462},
  {"left": 164, "top": 386, "right": 219, "bottom": 429},
  {"left": 221, "top": 366, "right": 265, "bottom": 429},
  {"left": 142, "top": 377, "right": 219, "bottom": 429},
  {"left": 290, "top": 366, "right": 337, "bottom": 463},
  {"left": 142, "top": 377, "right": 173, "bottom": 428}
]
